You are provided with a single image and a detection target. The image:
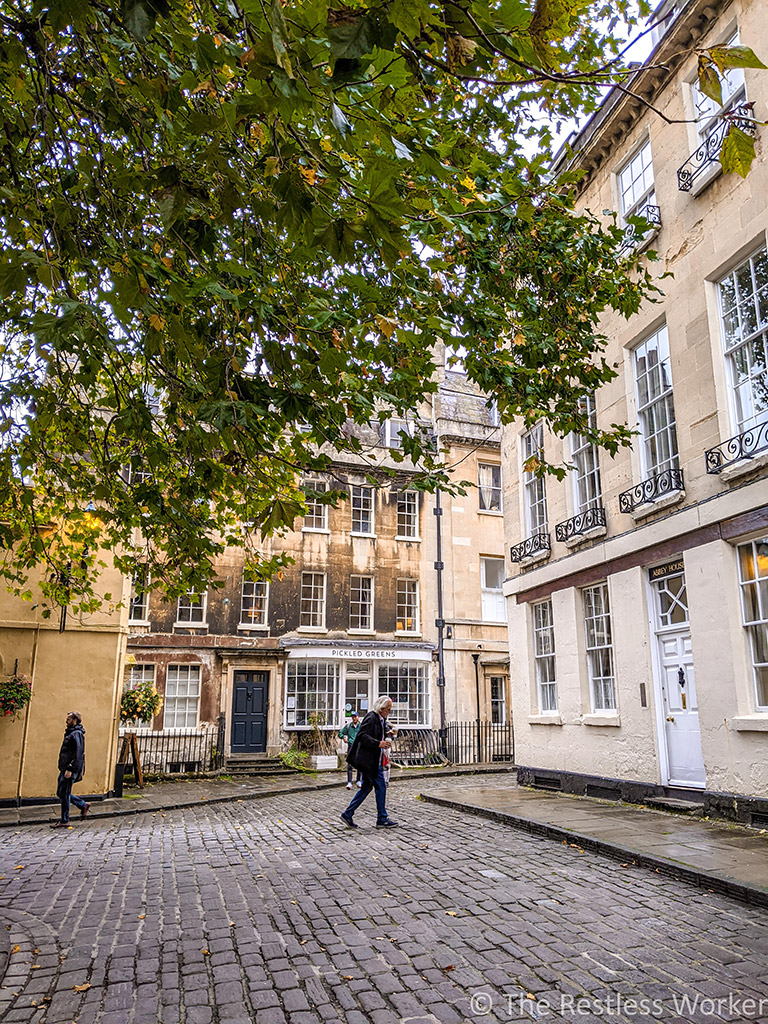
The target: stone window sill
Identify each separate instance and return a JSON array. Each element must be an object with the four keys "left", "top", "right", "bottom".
[
  {"left": 718, "top": 450, "right": 768, "bottom": 483},
  {"left": 629, "top": 489, "right": 685, "bottom": 522},
  {"left": 350, "top": 532, "right": 377, "bottom": 540},
  {"left": 582, "top": 713, "right": 621, "bottom": 727},
  {"left": 528, "top": 714, "right": 563, "bottom": 726},
  {"left": 395, "top": 535, "right": 421, "bottom": 543},
  {"left": 173, "top": 623, "right": 208, "bottom": 631},
  {"left": 238, "top": 624, "right": 269, "bottom": 631},
  {"left": 297, "top": 626, "right": 328, "bottom": 634},
  {"left": 518, "top": 547, "right": 550, "bottom": 568},
  {"left": 730, "top": 715, "right": 768, "bottom": 732},
  {"left": 565, "top": 525, "right": 607, "bottom": 549}
]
